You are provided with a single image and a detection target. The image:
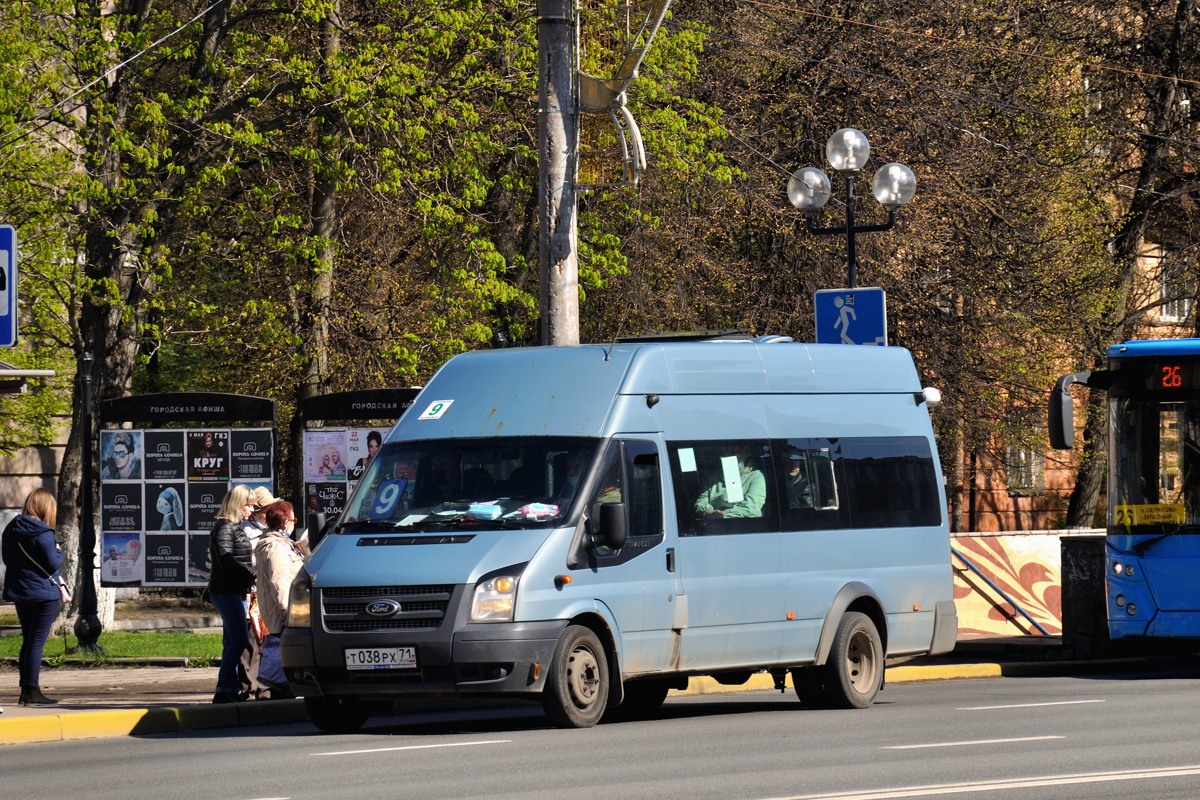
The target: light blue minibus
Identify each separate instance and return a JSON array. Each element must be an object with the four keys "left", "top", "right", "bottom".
[{"left": 281, "top": 335, "right": 957, "bottom": 731}]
